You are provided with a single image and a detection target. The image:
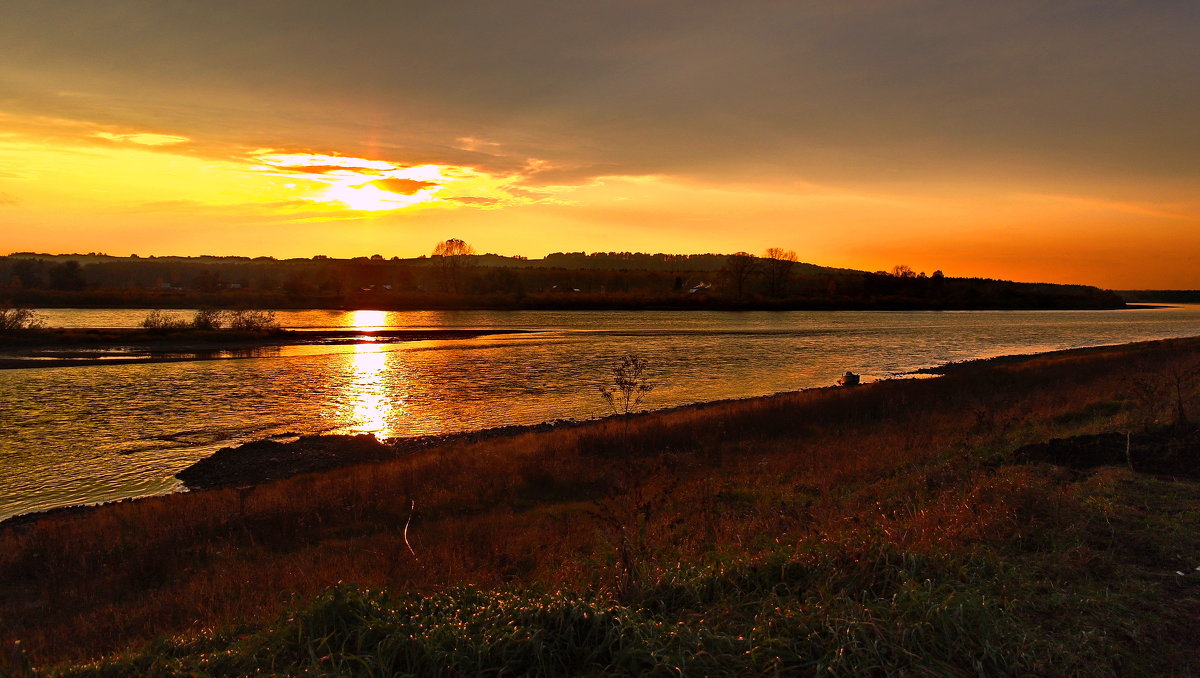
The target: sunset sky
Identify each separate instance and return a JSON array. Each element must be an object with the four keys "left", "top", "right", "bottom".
[{"left": 1, "top": 1, "right": 1197, "bottom": 288}]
